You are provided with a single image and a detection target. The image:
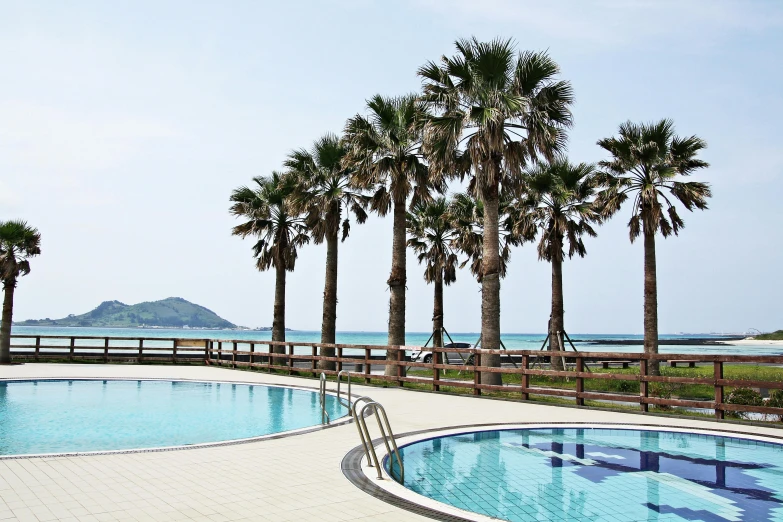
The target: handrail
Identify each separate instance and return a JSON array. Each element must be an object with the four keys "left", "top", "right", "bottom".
[
  {"left": 319, "top": 373, "right": 330, "bottom": 424},
  {"left": 337, "top": 370, "right": 352, "bottom": 407},
  {"left": 353, "top": 399, "right": 404, "bottom": 484}
]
